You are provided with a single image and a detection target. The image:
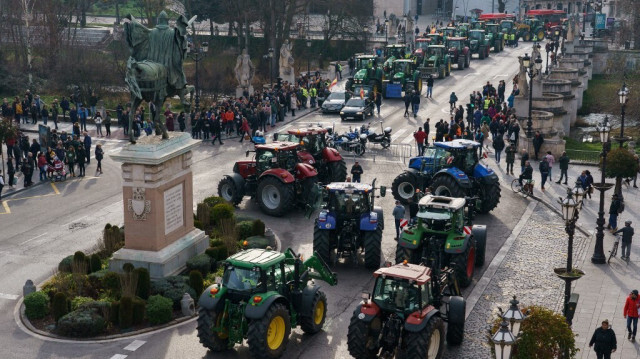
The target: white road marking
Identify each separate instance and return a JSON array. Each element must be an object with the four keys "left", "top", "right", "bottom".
[
  {"left": 463, "top": 73, "right": 479, "bottom": 78},
  {"left": 390, "top": 128, "right": 407, "bottom": 142},
  {"left": 493, "top": 74, "right": 509, "bottom": 79},
  {"left": 401, "top": 135, "right": 415, "bottom": 144},
  {"left": 124, "top": 340, "right": 146, "bottom": 351},
  {"left": 109, "top": 355, "right": 127, "bottom": 359},
  {"left": 0, "top": 293, "right": 19, "bottom": 300},
  {"left": 22, "top": 233, "right": 47, "bottom": 244}
]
